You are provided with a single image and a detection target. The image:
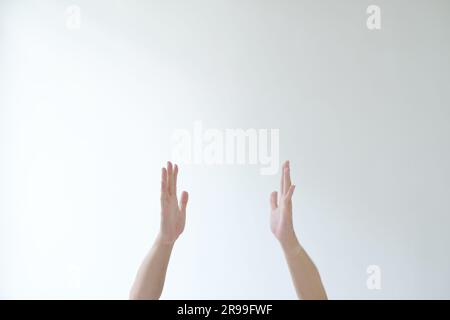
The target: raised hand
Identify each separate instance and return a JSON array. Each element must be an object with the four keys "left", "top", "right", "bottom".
[
  {"left": 269, "top": 160, "right": 327, "bottom": 300},
  {"left": 130, "top": 161, "right": 189, "bottom": 300},
  {"left": 159, "top": 161, "right": 189, "bottom": 245},
  {"left": 270, "top": 160, "right": 297, "bottom": 247}
]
